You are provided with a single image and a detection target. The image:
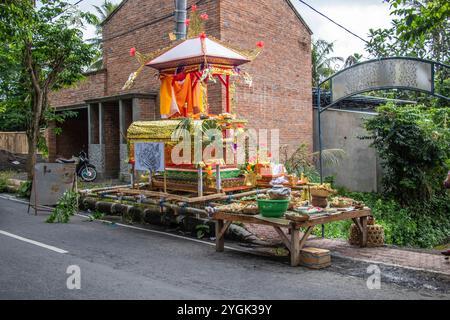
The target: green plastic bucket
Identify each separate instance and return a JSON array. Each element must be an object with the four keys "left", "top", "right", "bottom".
[{"left": 257, "top": 199, "right": 290, "bottom": 218}]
